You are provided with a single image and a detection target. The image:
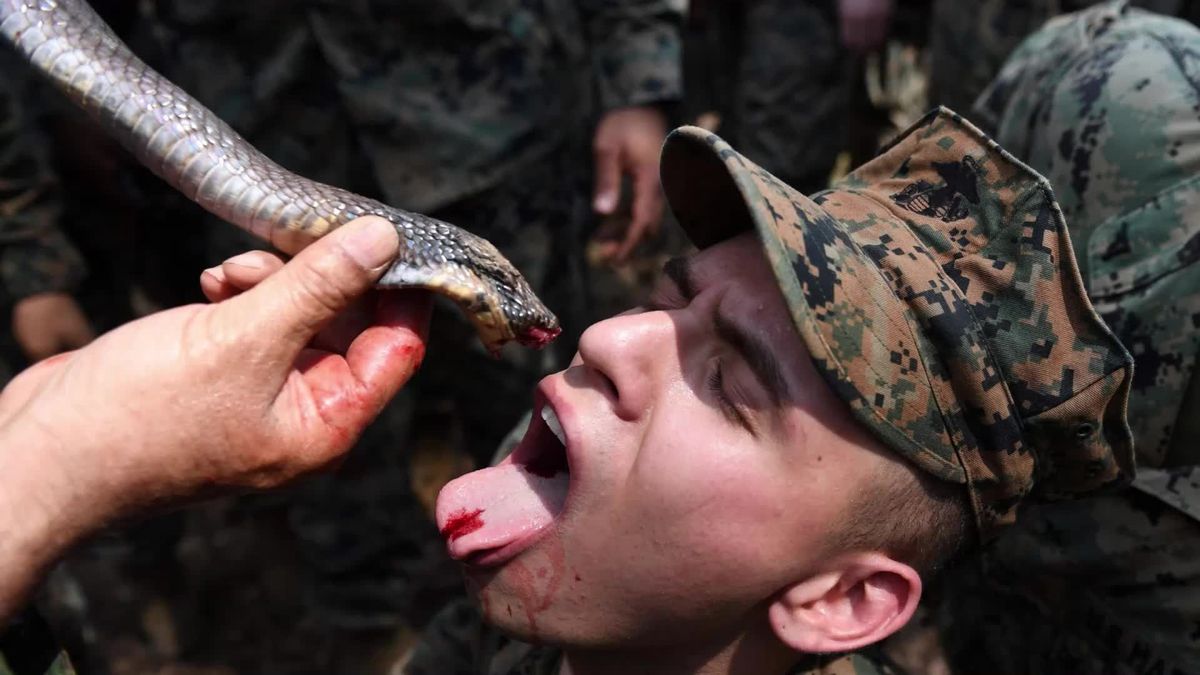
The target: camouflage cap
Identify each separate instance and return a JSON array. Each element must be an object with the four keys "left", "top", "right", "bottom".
[{"left": 659, "top": 107, "right": 1136, "bottom": 539}]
